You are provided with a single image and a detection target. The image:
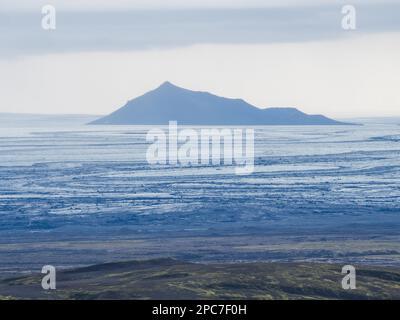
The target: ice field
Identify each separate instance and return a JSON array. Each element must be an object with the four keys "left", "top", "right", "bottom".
[{"left": 0, "top": 114, "right": 399, "bottom": 273}]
